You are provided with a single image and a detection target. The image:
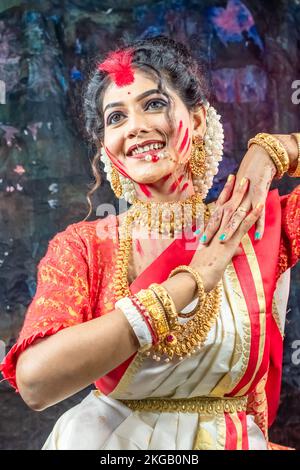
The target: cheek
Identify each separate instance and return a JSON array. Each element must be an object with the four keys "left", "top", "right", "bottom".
[
  {"left": 170, "top": 117, "right": 192, "bottom": 165},
  {"left": 104, "top": 129, "right": 122, "bottom": 157},
  {"left": 104, "top": 145, "right": 131, "bottom": 179}
]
